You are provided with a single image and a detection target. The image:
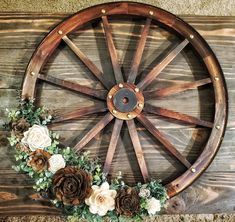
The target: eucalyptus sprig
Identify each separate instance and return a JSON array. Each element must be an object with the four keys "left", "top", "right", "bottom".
[{"left": 7, "top": 99, "right": 168, "bottom": 221}]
